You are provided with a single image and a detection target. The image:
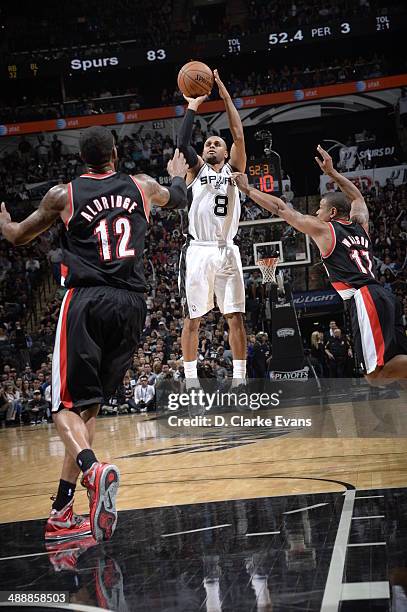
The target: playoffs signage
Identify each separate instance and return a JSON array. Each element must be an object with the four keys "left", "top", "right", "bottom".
[{"left": 270, "top": 298, "right": 304, "bottom": 373}]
